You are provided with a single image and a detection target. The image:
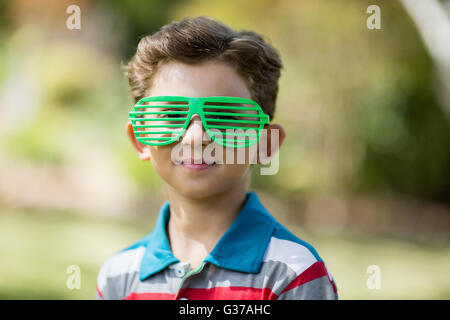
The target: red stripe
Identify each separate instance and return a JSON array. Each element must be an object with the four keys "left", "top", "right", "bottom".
[
  {"left": 124, "top": 292, "right": 175, "bottom": 300},
  {"left": 176, "top": 286, "right": 278, "bottom": 300},
  {"left": 96, "top": 285, "right": 104, "bottom": 299},
  {"left": 122, "top": 261, "right": 337, "bottom": 300},
  {"left": 330, "top": 279, "right": 338, "bottom": 294},
  {"left": 280, "top": 261, "right": 334, "bottom": 295}
]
